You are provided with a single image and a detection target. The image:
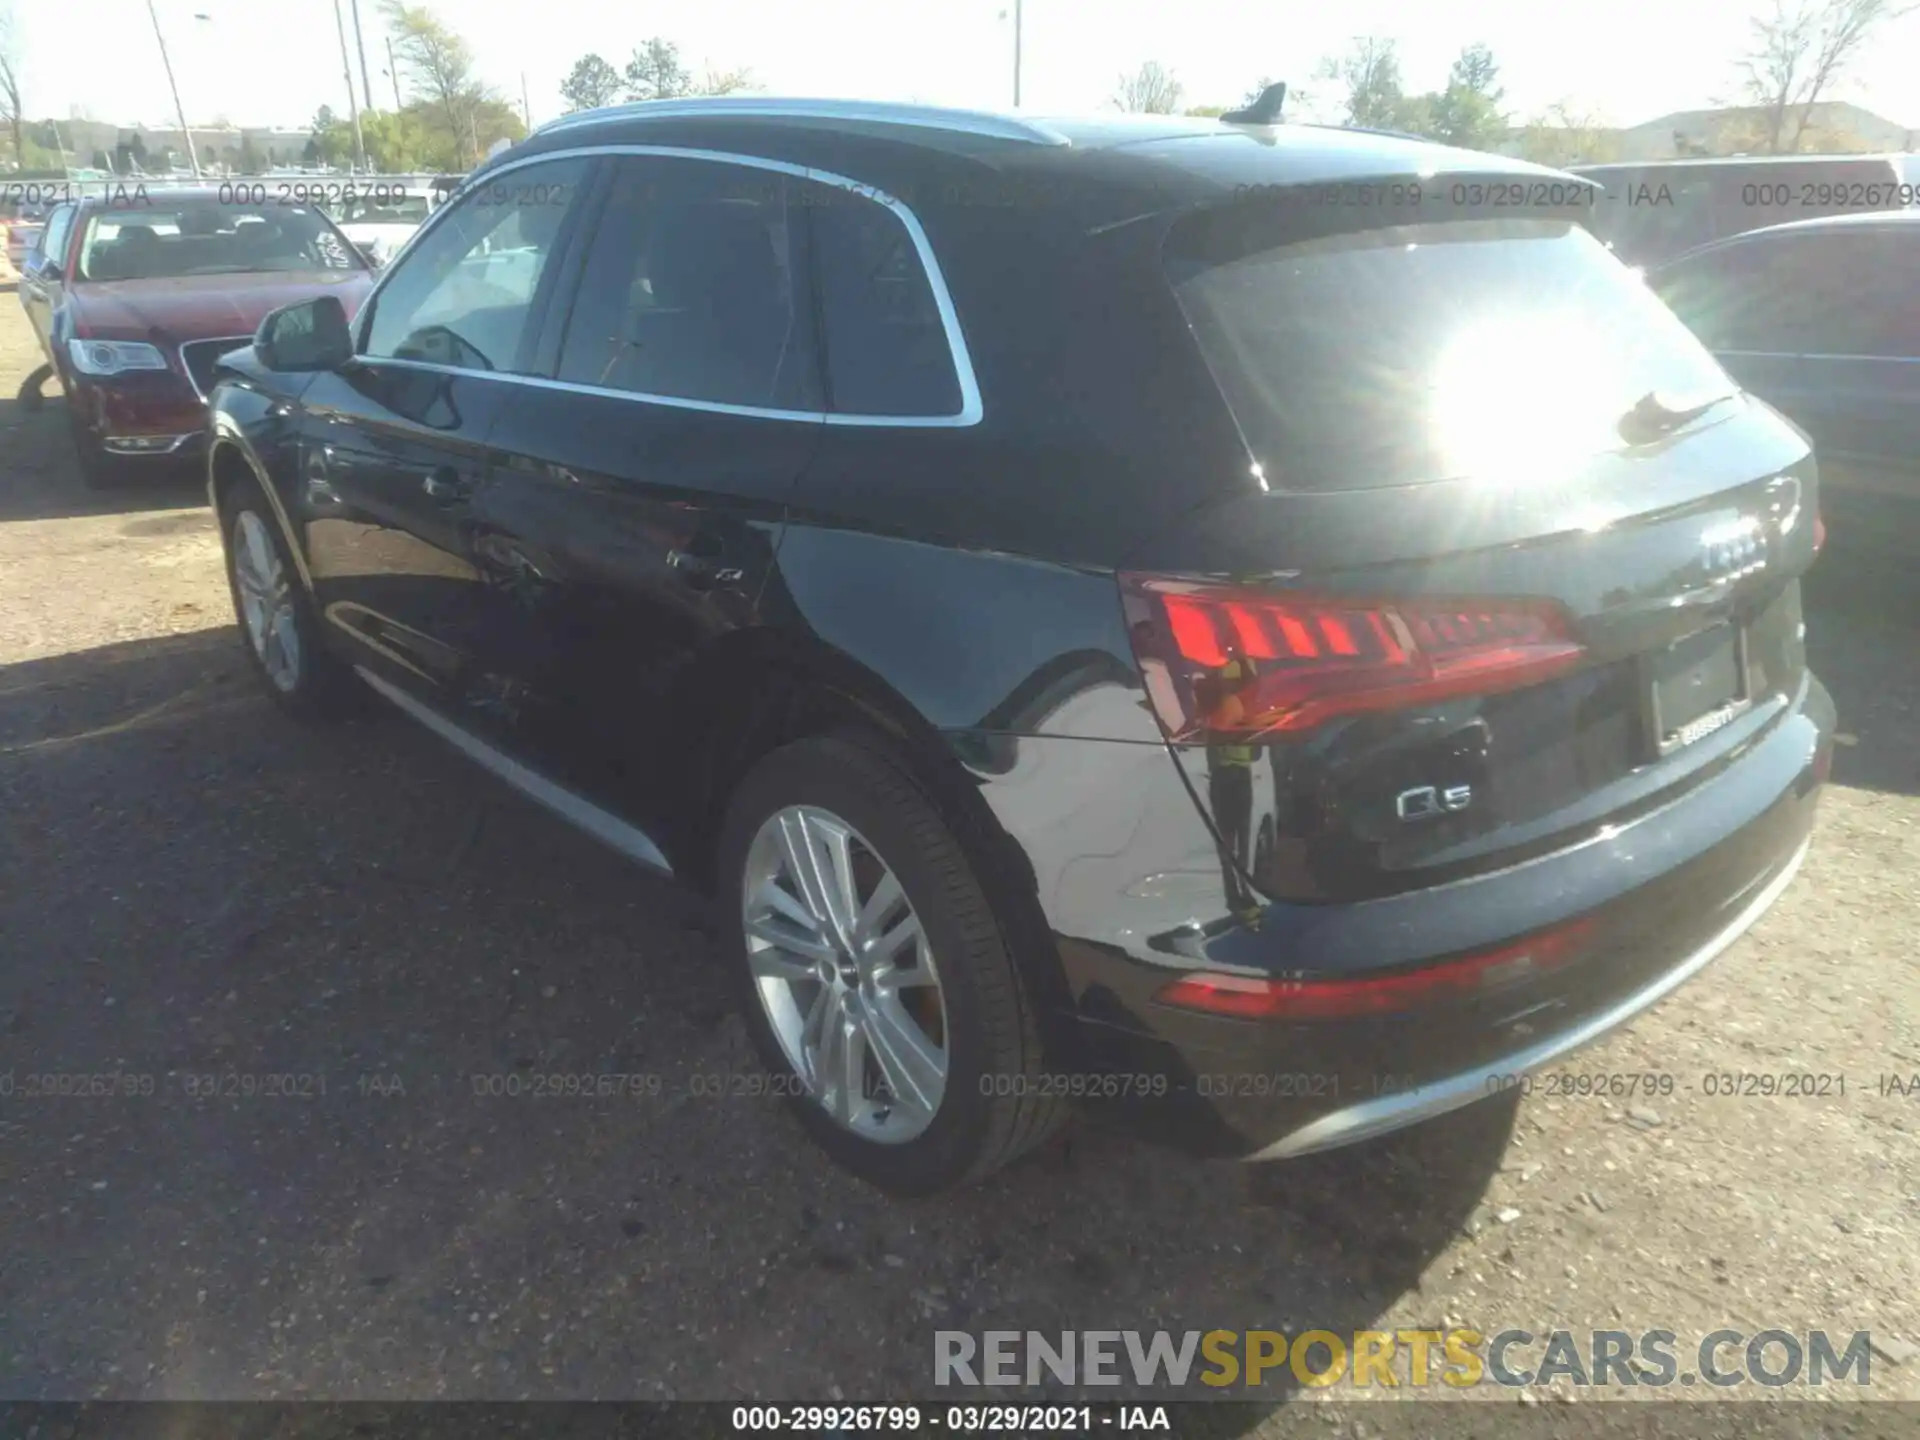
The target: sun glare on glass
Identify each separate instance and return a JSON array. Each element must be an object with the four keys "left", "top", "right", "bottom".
[{"left": 1428, "top": 312, "right": 1626, "bottom": 485}]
